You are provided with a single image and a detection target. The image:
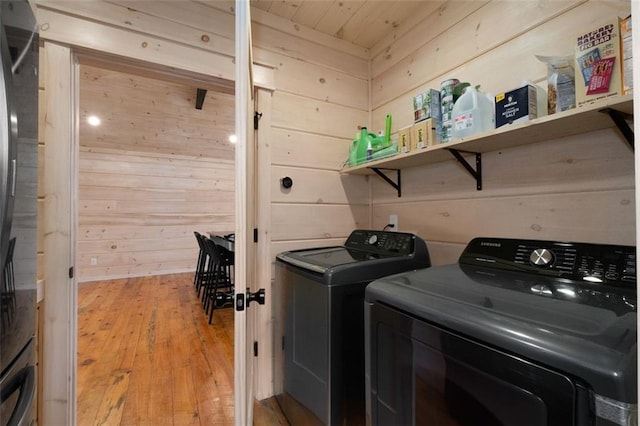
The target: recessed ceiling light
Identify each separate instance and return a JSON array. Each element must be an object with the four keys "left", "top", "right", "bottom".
[
  {"left": 87, "top": 115, "right": 101, "bottom": 126},
  {"left": 229, "top": 134, "right": 237, "bottom": 144}
]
